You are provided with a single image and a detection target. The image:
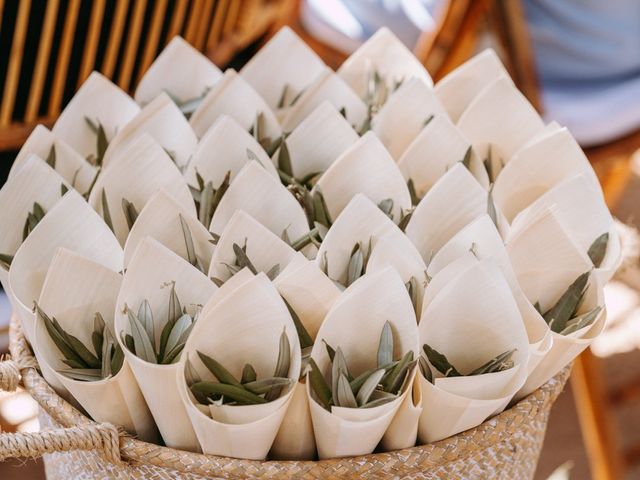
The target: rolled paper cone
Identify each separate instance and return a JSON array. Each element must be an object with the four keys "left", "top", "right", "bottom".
[
  {"left": 177, "top": 273, "right": 301, "bottom": 459},
  {"left": 313, "top": 133, "right": 411, "bottom": 223},
  {"left": 123, "top": 190, "right": 214, "bottom": 269},
  {"left": 398, "top": 115, "right": 489, "bottom": 196},
  {"left": 281, "top": 68, "right": 368, "bottom": 132},
  {"left": 337, "top": 27, "right": 433, "bottom": 99},
  {"left": 200, "top": 267, "right": 255, "bottom": 319},
  {"left": 9, "top": 190, "right": 123, "bottom": 344},
  {"left": 102, "top": 92, "right": 198, "bottom": 168},
  {"left": 134, "top": 36, "right": 222, "bottom": 106},
  {"left": 52, "top": 72, "right": 140, "bottom": 160},
  {"left": 114, "top": 237, "right": 217, "bottom": 451},
  {"left": 406, "top": 163, "right": 487, "bottom": 263},
  {"left": 380, "top": 370, "right": 422, "bottom": 451},
  {"left": 34, "top": 248, "right": 158, "bottom": 442},
  {"left": 208, "top": 210, "right": 297, "bottom": 282},
  {"left": 89, "top": 134, "right": 195, "bottom": 246},
  {"left": 209, "top": 162, "right": 309, "bottom": 241},
  {"left": 240, "top": 26, "right": 326, "bottom": 110},
  {"left": 434, "top": 49, "right": 508, "bottom": 122},
  {"left": 372, "top": 78, "right": 447, "bottom": 160},
  {"left": 457, "top": 75, "right": 545, "bottom": 164},
  {"left": 10, "top": 125, "right": 97, "bottom": 194},
  {"left": 183, "top": 115, "right": 278, "bottom": 188},
  {"left": 273, "top": 102, "right": 359, "bottom": 178},
  {"left": 270, "top": 381, "right": 316, "bottom": 460},
  {"left": 189, "top": 69, "right": 282, "bottom": 140},
  {"left": 423, "top": 253, "right": 479, "bottom": 314},
  {"left": 522, "top": 121, "right": 563, "bottom": 149}
]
